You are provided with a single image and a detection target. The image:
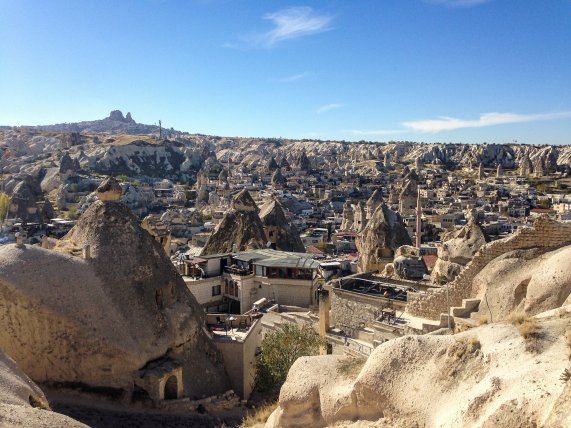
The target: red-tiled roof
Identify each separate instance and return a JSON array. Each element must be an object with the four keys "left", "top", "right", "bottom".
[
  {"left": 305, "top": 245, "right": 324, "bottom": 255},
  {"left": 530, "top": 208, "right": 555, "bottom": 213},
  {"left": 422, "top": 254, "right": 438, "bottom": 269}
]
